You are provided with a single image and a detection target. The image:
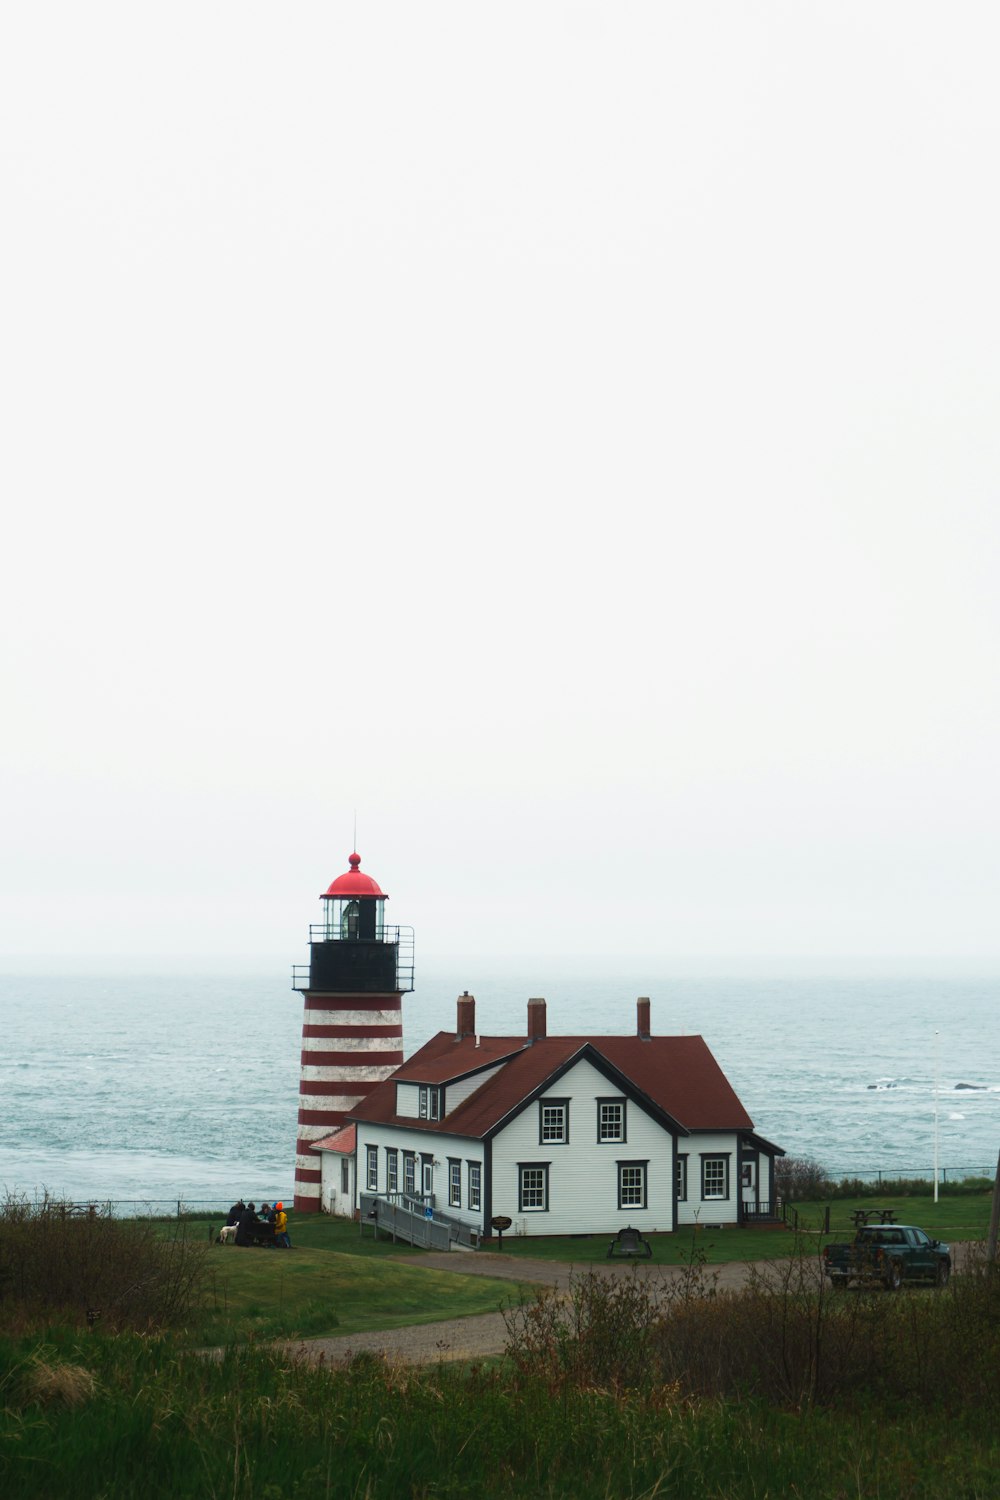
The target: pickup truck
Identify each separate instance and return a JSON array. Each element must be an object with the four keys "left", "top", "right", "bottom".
[{"left": 822, "top": 1224, "right": 951, "bottom": 1291}]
